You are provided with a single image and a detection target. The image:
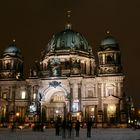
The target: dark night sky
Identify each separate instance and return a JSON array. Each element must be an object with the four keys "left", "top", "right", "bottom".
[{"left": 0, "top": 0, "right": 140, "bottom": 107}]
